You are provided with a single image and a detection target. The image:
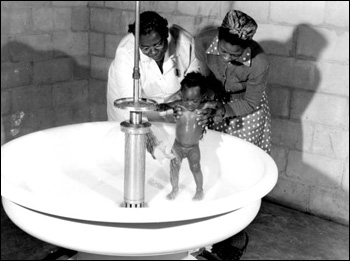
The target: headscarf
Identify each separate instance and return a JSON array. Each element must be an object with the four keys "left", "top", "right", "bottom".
[{"left": 220, "top": 10, "right": 257, "bottom": 40}]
